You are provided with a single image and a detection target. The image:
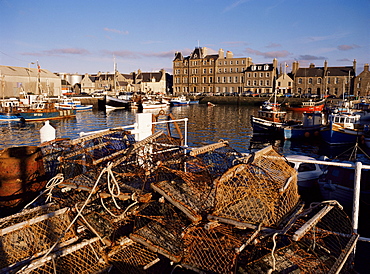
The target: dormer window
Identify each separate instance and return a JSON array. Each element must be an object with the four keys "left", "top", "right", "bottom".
[
  {"left": 251, "top": 65, "right": 256, "bottom": 71},
  {"left": 258, "top": 66, "right": 262, "bottom": 70},
  {"left": 264, "top": 65, "right": 269, "bottom": 70}
]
